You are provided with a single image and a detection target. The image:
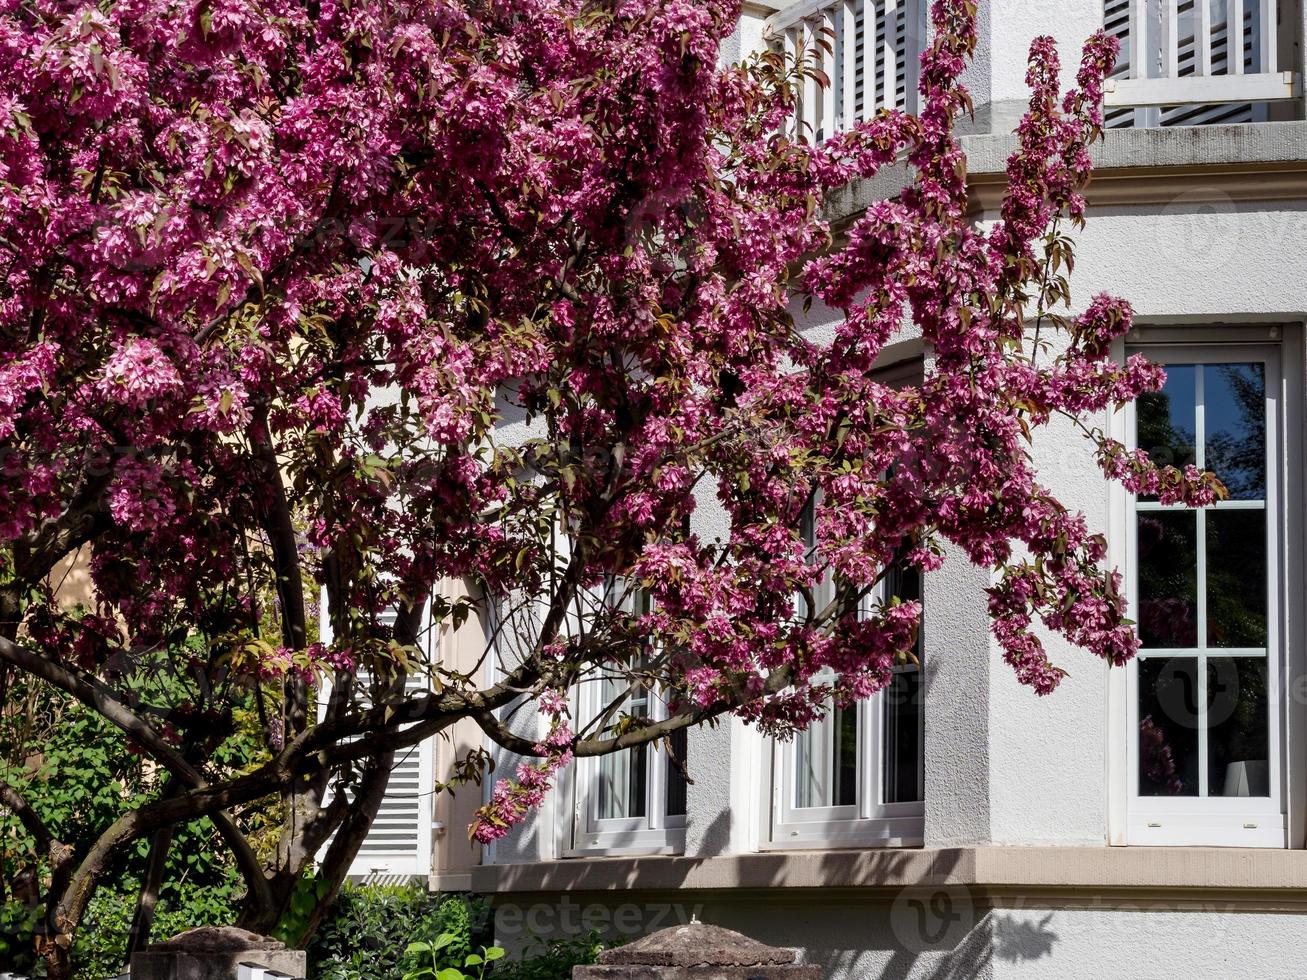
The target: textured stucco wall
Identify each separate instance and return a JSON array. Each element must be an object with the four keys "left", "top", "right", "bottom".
[
  {"left": 991, "top": 906, "right": 1307, "bottom": 979},
  {"left": 985, "top": 326, "right": 1111, "bottom": 846},
  {"left": 923, "top": 544, "right": 994, "bottom": 847},
  {"left": 491, "top": 892, "right": 993, "bottom": 980},
  {"left": 720, "top": 3, "right": 778, "bottom": 68},
  {"left": 1070, "top": 202, "right": 1307, "bottom": 320},
  {"left": 490, "top": 893, "right": 1307, "bottom": 979},
  {"left": 985, "top": 0, "right": 1105, "bottom": 107}
]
